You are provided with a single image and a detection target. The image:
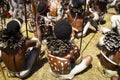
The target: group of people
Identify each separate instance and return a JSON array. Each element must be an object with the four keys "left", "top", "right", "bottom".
[{"left": 0, "top": 0, "right": 120, "bottom": 80}]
